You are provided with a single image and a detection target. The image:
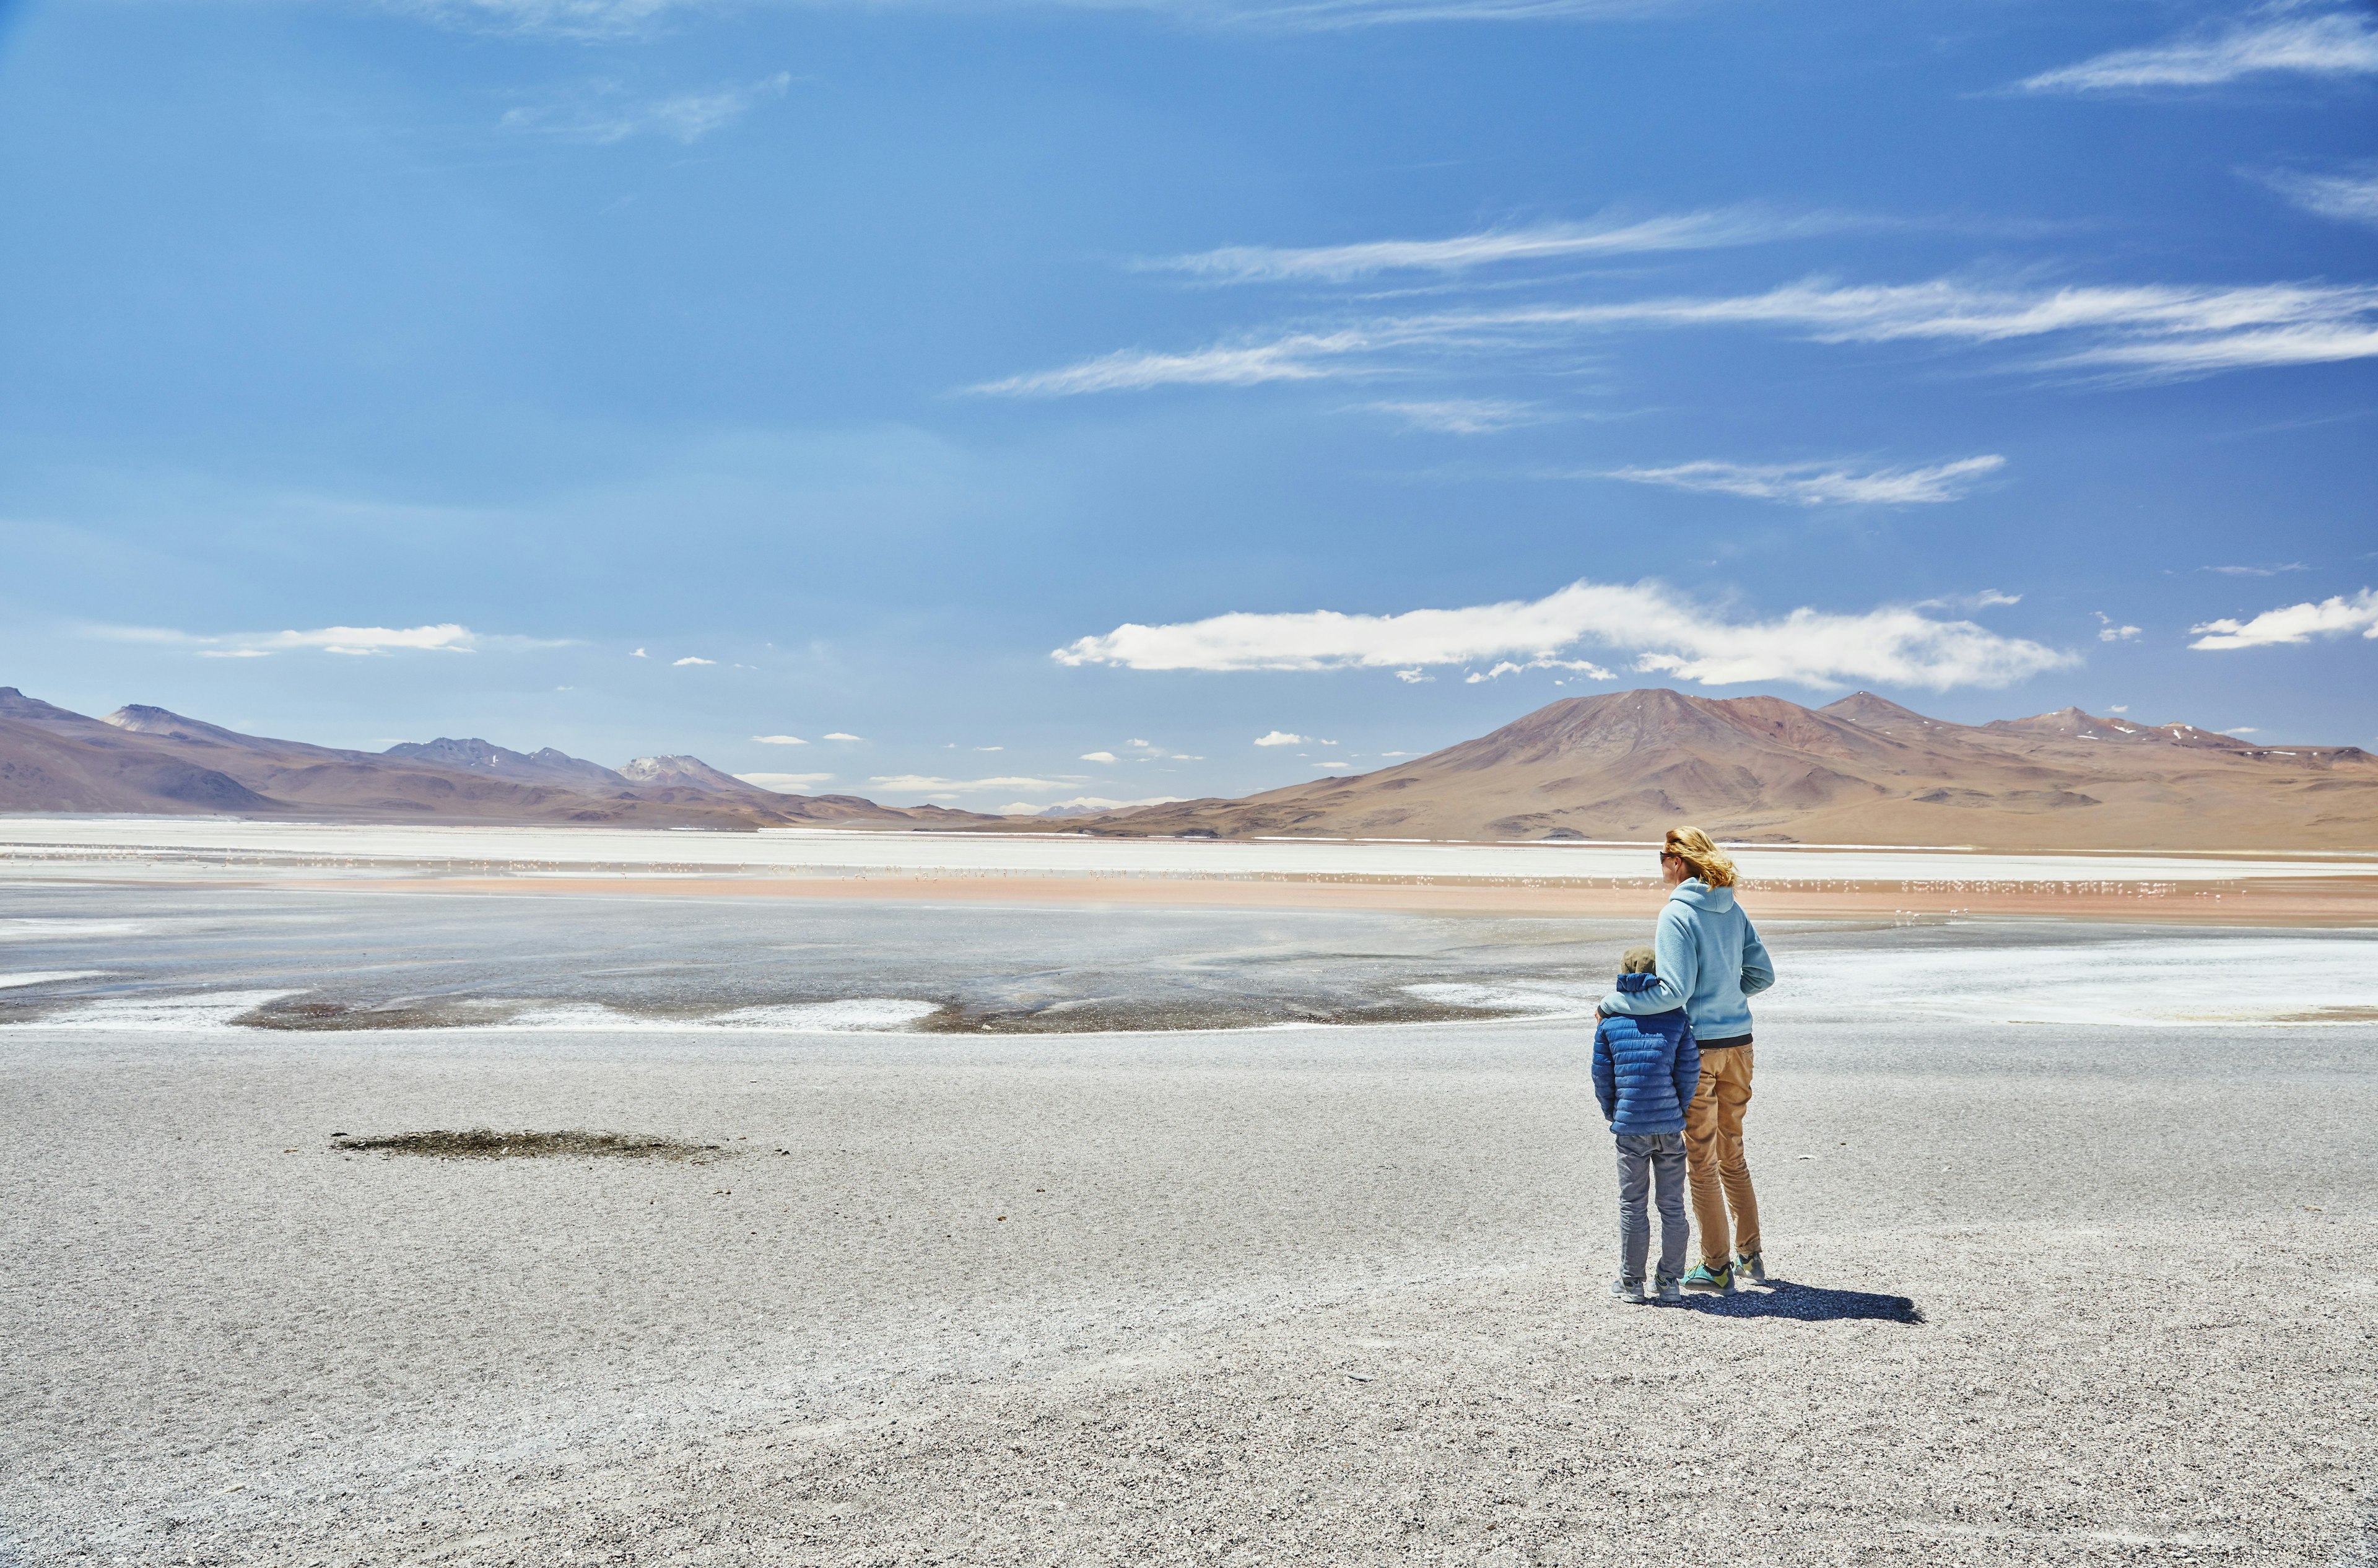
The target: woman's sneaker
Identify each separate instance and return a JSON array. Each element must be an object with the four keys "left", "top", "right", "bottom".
[
  {"left": 1653, "top": 1274, "right": 1684, "bottom": 1305},
  {"left": 1610, "top": 1278, "right": 1647, "bottom": 1305},
  {"left": 1681, "top": 1261, "right": 1733, "bottom": 1294},
  {"left": 1735, "top": 1250, "right": 1767, "bottom": 1283}
]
